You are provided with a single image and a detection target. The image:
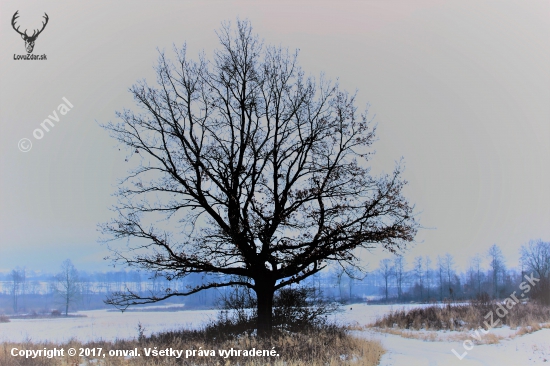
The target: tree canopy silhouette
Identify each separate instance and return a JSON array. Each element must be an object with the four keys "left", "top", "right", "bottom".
[{"left": 101, "top": 19, "right": 419, "bottom": 336}]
